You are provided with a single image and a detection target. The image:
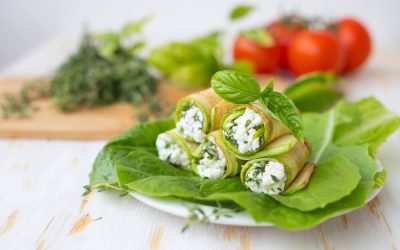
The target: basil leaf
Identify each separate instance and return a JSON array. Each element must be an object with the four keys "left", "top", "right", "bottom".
[
  {"left": 240, "top": 28, "right": 274, "bottom": 47},
  {"left": 260, "top": 81, "right": 304, "bottom": 142},
  {"left": 211, "top": 70, "right": 260, "bottom": 103},
  {"left": 229, "top": 5, "right": 255, "bottom": 21}
]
